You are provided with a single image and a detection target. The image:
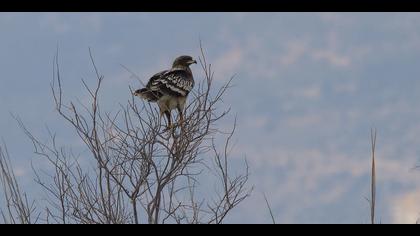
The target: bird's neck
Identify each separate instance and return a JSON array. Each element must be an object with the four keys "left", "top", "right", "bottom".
[{"left": 172, "top": 65, "right": 192, "bottom": 75}]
